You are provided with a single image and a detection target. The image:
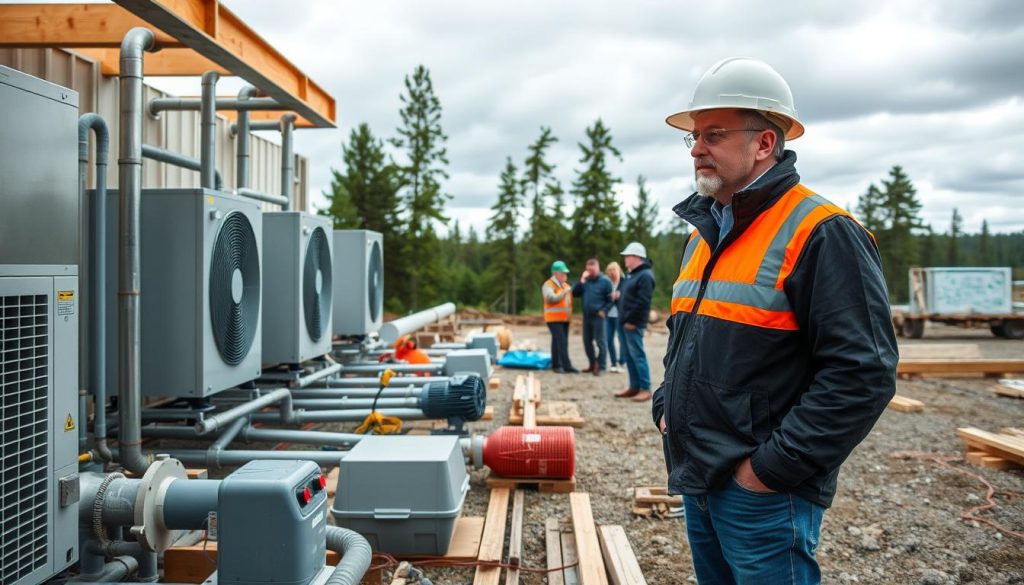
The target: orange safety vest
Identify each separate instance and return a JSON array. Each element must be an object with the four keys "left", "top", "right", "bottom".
[
  {"left": 671, "top": 184, "right": 863, "bottom": 330},
  {"left": 542, "top": 277, "right": 572, "bottom": 323}
]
